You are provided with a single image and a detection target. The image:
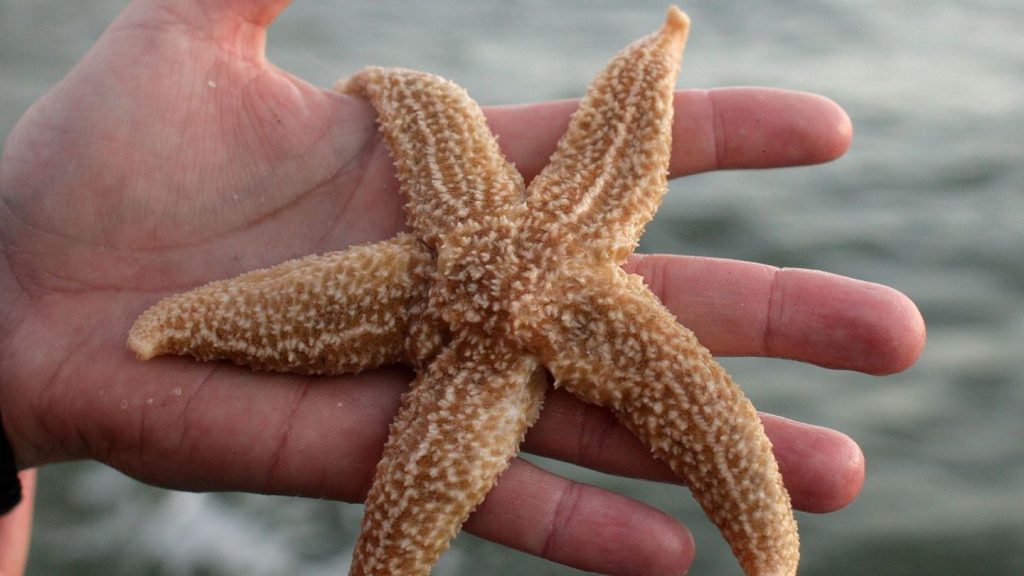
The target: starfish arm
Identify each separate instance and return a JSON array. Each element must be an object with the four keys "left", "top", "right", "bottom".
[
  {"left": 338, "top": 67, "right": 527, "bottom": 249},
  {"left": 351, "top": 338, "right": 545, "bottom": 576},
  {"left": 524, "top": 264, "right": 799, "bottom": 576},
  {"left": 521, "top": 7, "right": 689, "bottom": 266},
  {"left": 127, "top": 234, "right": 444, "bottom": 374}
]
